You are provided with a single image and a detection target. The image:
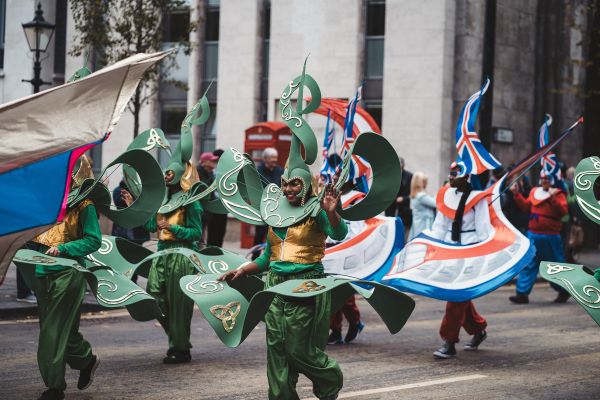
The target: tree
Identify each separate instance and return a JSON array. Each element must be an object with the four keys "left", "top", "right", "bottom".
[{"left": 69, "top": 0, "right": 192, "bottom": 137}]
